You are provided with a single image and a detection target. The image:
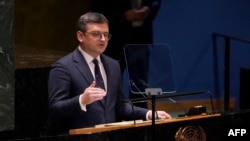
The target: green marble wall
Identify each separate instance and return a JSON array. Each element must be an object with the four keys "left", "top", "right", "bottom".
[{"left": 0, "top": 0, "right": 15, "bottom": 131}]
